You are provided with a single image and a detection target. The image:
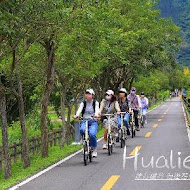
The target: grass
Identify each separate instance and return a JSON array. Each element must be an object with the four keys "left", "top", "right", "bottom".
[
  {"left": 182, "top": 101, "right": 190, "bottom": 127},
  {"left": 148, "top": 99, "right": 168, "bottom": 111},
  {"left": 0, "top": 144, "right": 83, "bottom": 190},
  {"left": 0, "top": 106, "right": 65, "bottom": 146},
  {"left": 0, "top": 126, "right": 104, "bottom": 190}
]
